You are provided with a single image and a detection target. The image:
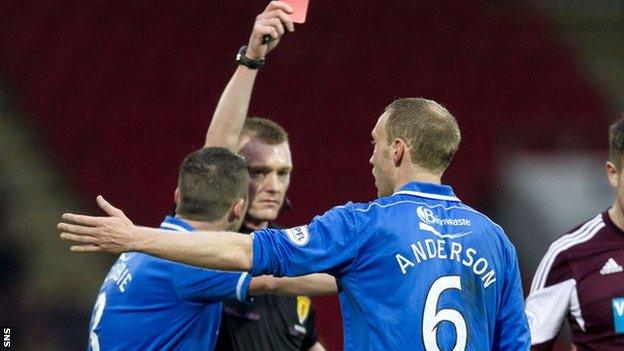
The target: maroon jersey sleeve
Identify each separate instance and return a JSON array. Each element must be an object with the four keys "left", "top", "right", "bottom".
[
  {"left": 526, "top": 243, "right": 576, "bottom": 349},
  {"left": 525, "top": 214, "right": 605, "bottom": 349}
]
